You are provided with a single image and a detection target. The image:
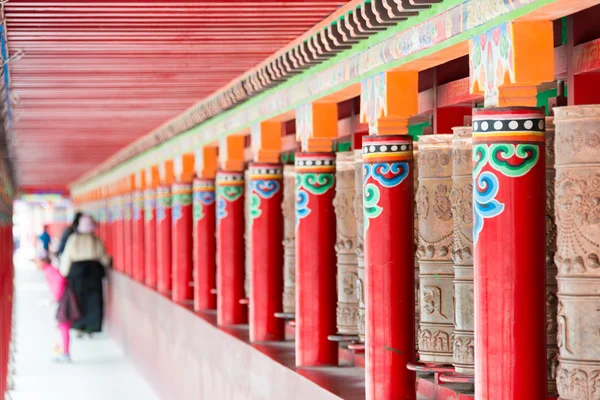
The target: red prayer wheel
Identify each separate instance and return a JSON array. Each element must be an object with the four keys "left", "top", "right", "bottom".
[
  {"left": 144, "top": 188, "right": 157, "bottom": 288},
  {"left": 472, "top": 107, "right": 546, "bottom": 399},
  {"left": 295, "top": 153, "right": 337, "bottom": 367},
  {"left": 216, "top": 171, "right": 247, "bottom": 326},
  {"left": 362, "top": 135, "right": 416, "bottom": 400},
  {"left": 156, "top": 186, "right": 173, "bottom": 295},
  {"left": 248, "top": 163, "right": 284, "bottom": 342},
  {"left": 172, "top": 182, "right": 194, "bottom": 304},
  {"left": 193, "top": 179, "right": 217, "bottom": 311}
]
